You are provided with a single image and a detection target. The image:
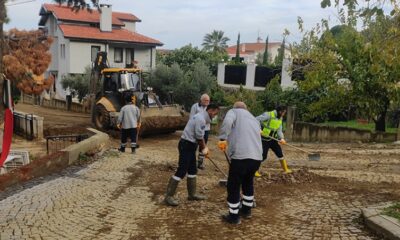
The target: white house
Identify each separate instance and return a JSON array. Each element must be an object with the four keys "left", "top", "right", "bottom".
[
  {"left": 38, "top": 3, "right": 163, "bottom": 99},
  {"left": 226, "top": 40, "right": 291, "bottom": 64}
]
